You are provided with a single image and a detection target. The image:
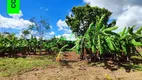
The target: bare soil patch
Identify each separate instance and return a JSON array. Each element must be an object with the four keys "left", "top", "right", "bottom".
[
  {"left": 1, "top": 60, "right": 142, "bottom": 80},
  {"left": 0, "top": 52, "right": 142, "bottom": 80}
]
